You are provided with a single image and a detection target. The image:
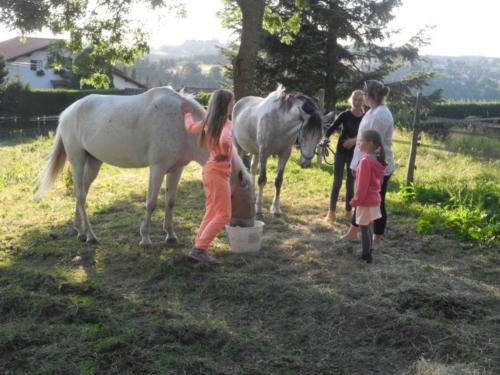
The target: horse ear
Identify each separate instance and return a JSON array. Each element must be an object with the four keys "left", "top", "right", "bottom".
[{"left": 298, "top": 106, "right": 310, "bottom": 120}]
